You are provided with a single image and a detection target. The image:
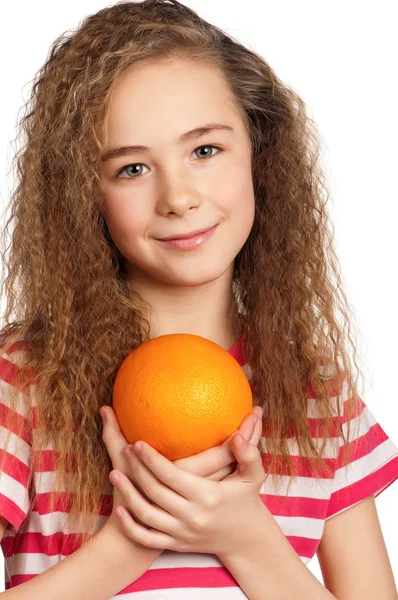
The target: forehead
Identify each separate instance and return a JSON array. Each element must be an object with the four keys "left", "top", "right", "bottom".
[{"left": 105, "top": 59, "right": 241, "bottom": 137}]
